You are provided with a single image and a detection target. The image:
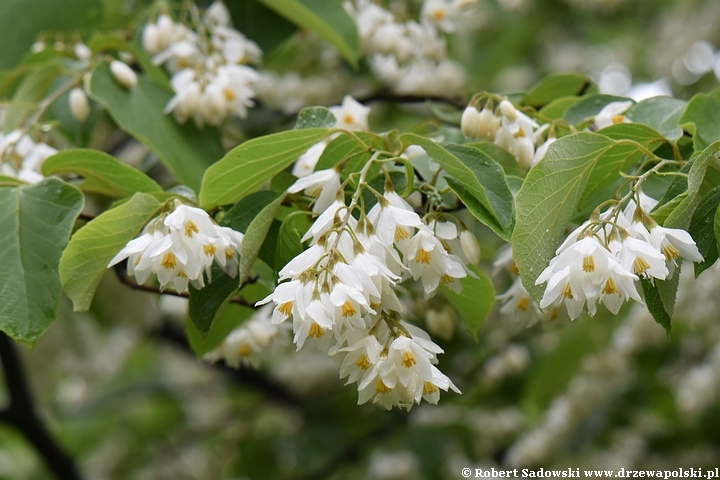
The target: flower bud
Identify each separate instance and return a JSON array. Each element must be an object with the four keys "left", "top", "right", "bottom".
[
  {"left": 514, "top": 136, "right": 535, "bottom": 170},
  {"left": 499, "top": 99, "right": 518, "bottom": 120},
  {"left": 477, "top": 107, "right": 500, "bottom": 139},
  {"left": 69, "top": 88, "right": 91, "bottom": 122},
  {"left": 156, "top": 14, "right": 175, "bottom": 43},
  {"left": 110, "top": 60, "right": 137, "bottom": 89},
  {"left": 142, "top": 24, "right": 161, "bottom": 54},
  {"left": 74, "top": 43, "right": 92, "bottom": 61},
  {"left": 459, "top": 229, "right": 481, "bottom": 264},
  {"left": 460, "top": 106, "right": 481, "bottom": 138}
]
